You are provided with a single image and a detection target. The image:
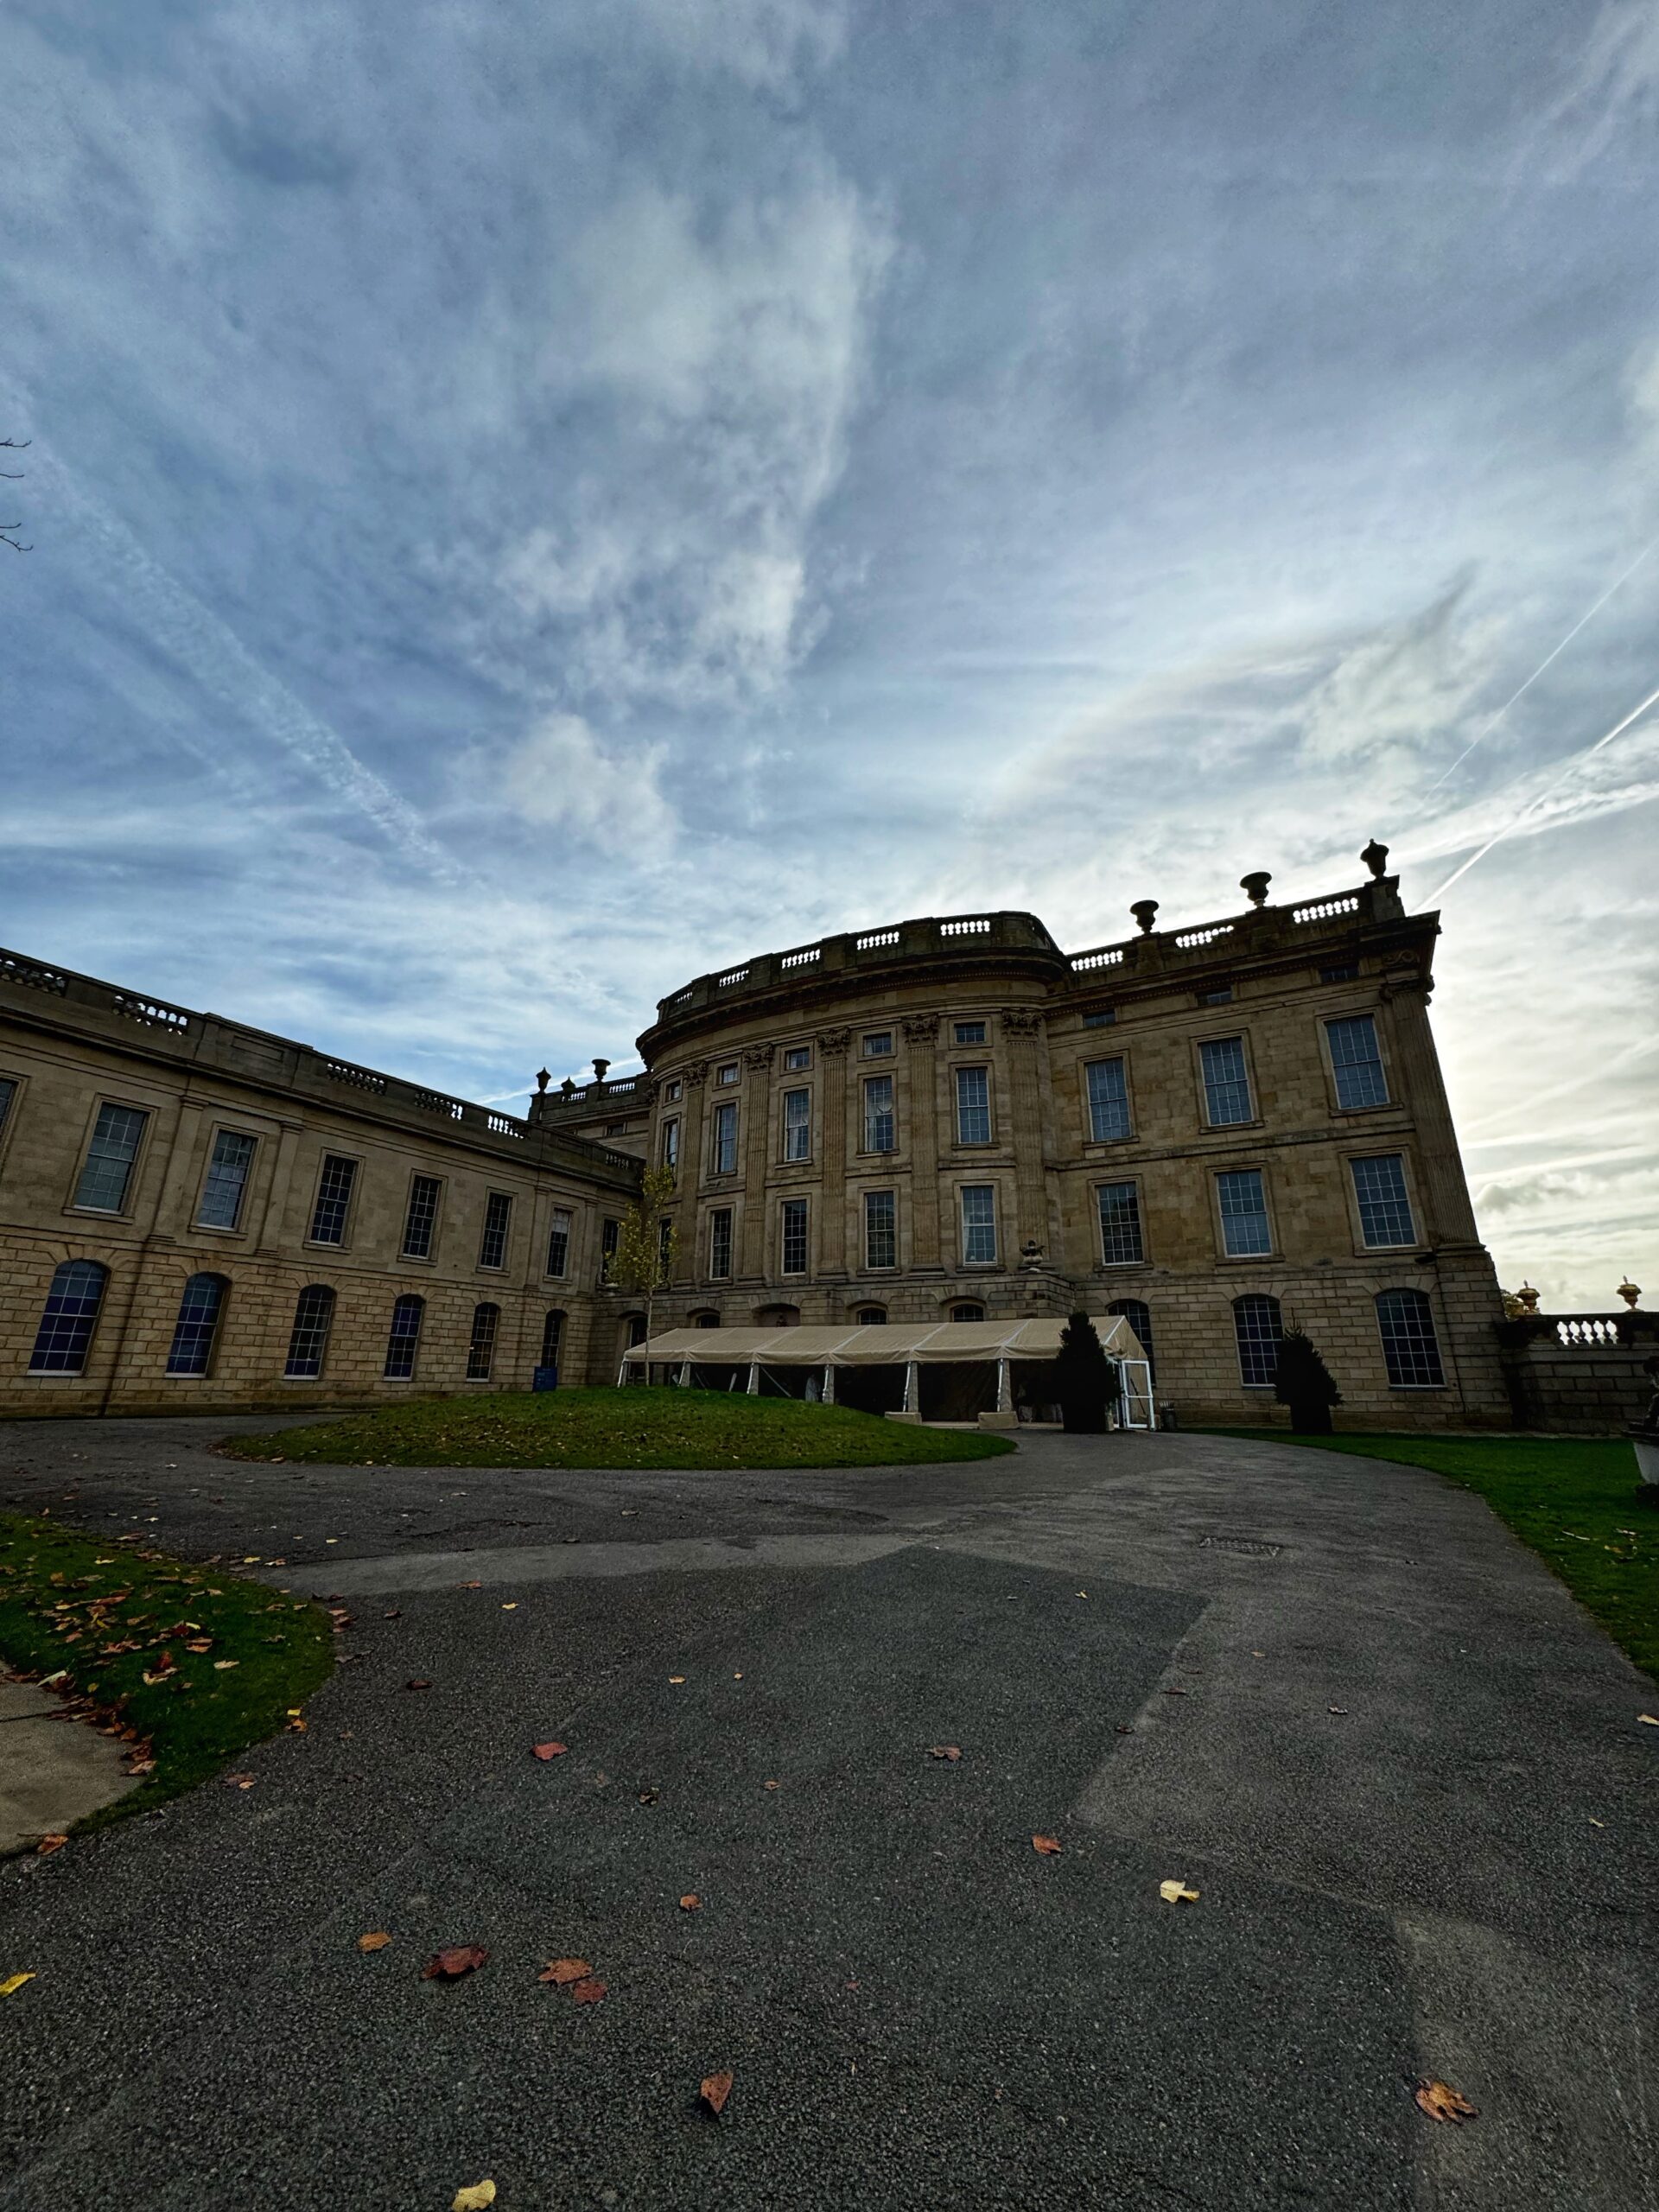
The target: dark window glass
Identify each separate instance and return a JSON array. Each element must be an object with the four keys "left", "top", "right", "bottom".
[
  {"left": 1327, "top": 1014, "right": 1389, "bottom": 1109},
  {"left": 695, "top": 1311, "right": 721, "bottom": 1329},
  {"left": 961, "top": 1185, "right": 996, "bottom": 1264},
  {"left": 955, "top": 1066, "right": 991, "bottom": 1143},
  {"left": 284, "top": 1286, "right": 335, "bottom": 1378},
  {"left": 780, "top": 1198, "right": 809, "bottom": 1274},
  {"left": 855, "top": 1306, "right": 887, "bottom": 1325},
  {"left": 862, "top": 1032, "right": 893, "bottom": 1058},
  {"left": 863, "top": 1075, "right": 894, "bottom": 1153},
  {"left": 658, "top": 1215, "right": 674, "bottom": 1268},
  {"left": 783, "top": 1087, "right": 811, "bottom": 1161},
  {"left": 1376, "top": 1289, "right": 1445, "bottom": 1386},
  {"left": 1198, "top": 986, "right": 1233, "bottom": 1006},
  {"left": 783, "top": 1046, "right": 811, "bottom": 1071},
  {"left": 1083, "top": 1008, "right": 1116, "bottom": 1028},
  {"left": 0, "top": 1075, "right": 16, "bottom": 1139},
  {"left": 1096, "top": 1181, "right": 1144, "bottom": 1263},
  {"left": 601, "top": 1217, "right": 620, "bottom": 1281},
  {"left": 75, "top": 1103, "right": 148, "bottom": 1212},
  {"left": 198, "top": 1130, "right": 256, "bottom": 1230},
  {"left": 308, "top": 1155, "right": 356, "bottom": 1244},
  {"left": 864, "top": 1189, "right": 896, "bottom": 1269},
  {"left": 950, "top": 1303, "right": 985, "bottom": 1322},
  {"left": 1232, "top": 1294, "right": 1283, "bottom": 1388},
  {"left": 1351, "top": 1154, "right": 1415, "bottom": 1246},
  {"left": 1107, "top": 1298, "right": 1154, "bottom": 1382},
  {"left": 661, "top": 1116, "right": 680, "bottom": 1170},
  {"left": 479, "top": 1192, "right": 512, "bottom": 1269},
  {"left": 546, "top": 1207, "right": 572, "bottom": 1278},
  {"left": 467, "top": 1301, "right": 500, "bottom": 1380},
  {"left": 540, "top": 1309, "right": 566, "bottom": 1366},
  {"left": 384, "top": 1294, "right": 424, "bottom": 1379},
  {"left": 1217, "top": 1167, "right": 1271, "bottom": 1255},
  {"left": 713, "top": 1101, "right": 738, "bottom": 1174},
  {"left": 709, "top": 1208, "right": 733, "bottom": 1280},
  {"left": 1319, "top": 962, "right": 1358, "bottom": 983},
  {"left": 1199, "top": 1038, "right": 1253, "bottom": 1127},
  {"left": 627, "top": 1313, "right": 649, "bottom": 1347},
  {"left": 954, "top": 1020, "right": 986, "bottom": 1046},
  {"left": 166, "top": 1273, "right": 226, "bottom": 1376},
  {"left": 402, "top": 1175, "right": 442, "bottom": 1259},
  {"left": 29, "top": 1260, "right": 109, "bottom": 1374},
  {"left": 1085, "top": 1058, "right": 1130, "bottom": 1141}
]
